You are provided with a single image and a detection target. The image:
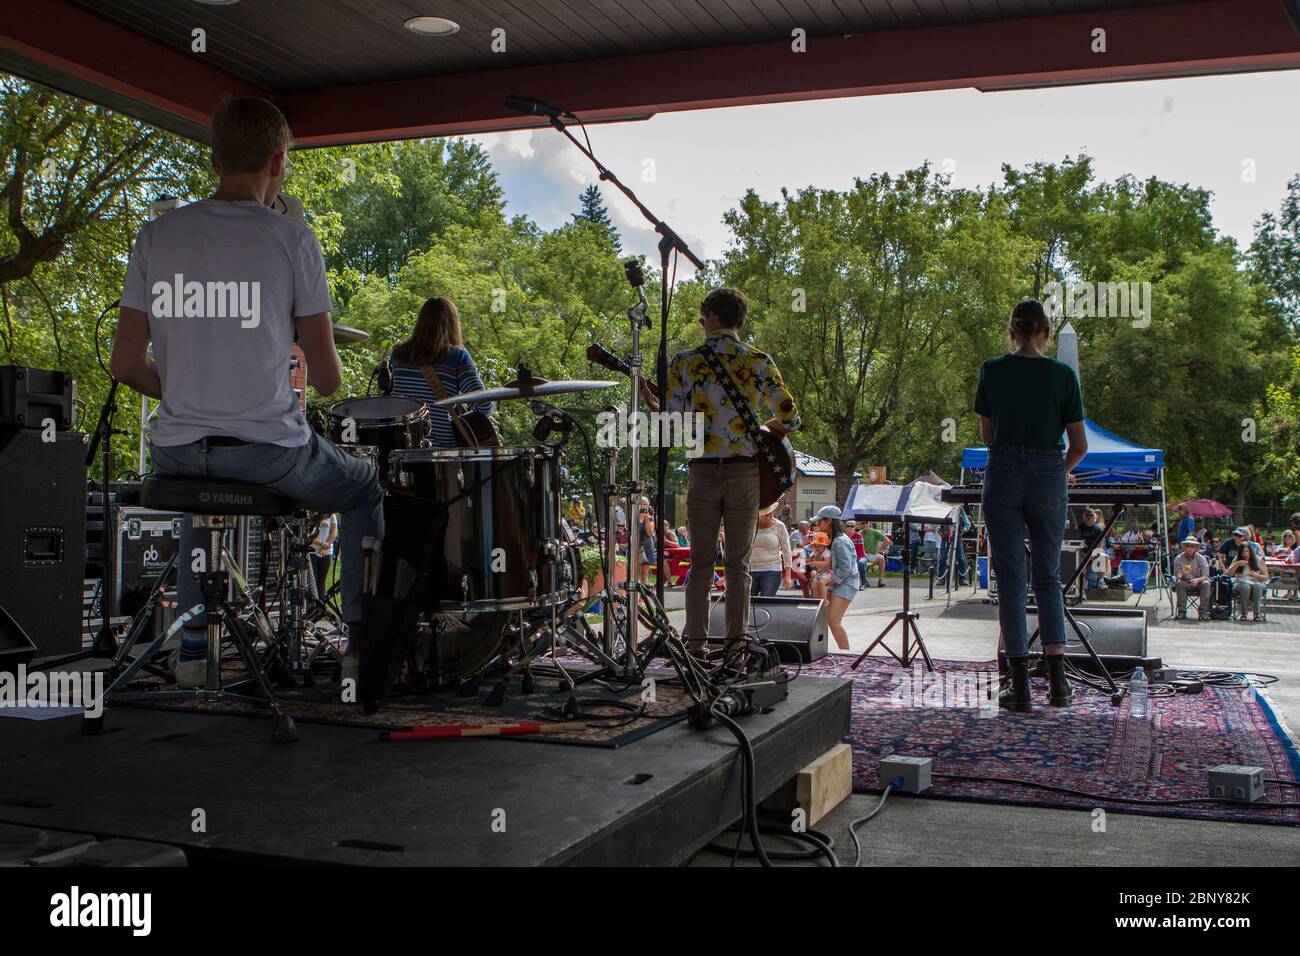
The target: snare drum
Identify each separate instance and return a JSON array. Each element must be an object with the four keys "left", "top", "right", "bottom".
[
  {"left": 388, "top": 446, "right": 570, "bottom": 611},
  {"left": 327, "top": 395, "right": 430, "bottom": 479}
]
